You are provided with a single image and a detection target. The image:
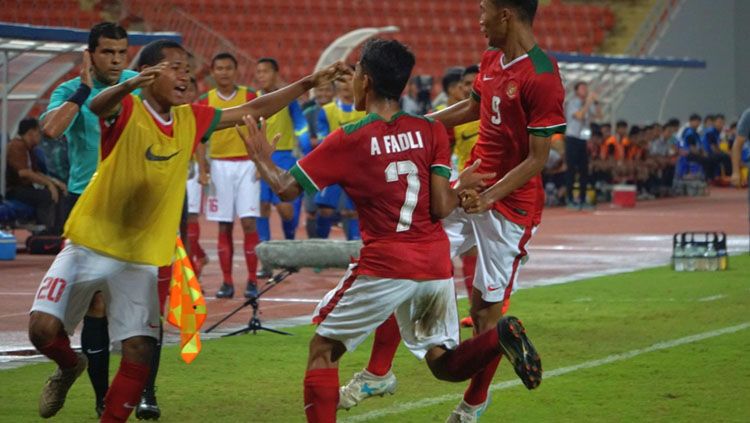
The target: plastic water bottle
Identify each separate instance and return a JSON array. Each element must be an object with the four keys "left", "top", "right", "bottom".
[
  {"left": 684, "top": 243, "right": 696, "bottom": 271},
  {"left": 704, "top": 243, "right": 719, "bottom": 271},
  {"left": 694, "top": 244, "right": 707, "bottom": 271},
  {"left": 673, "top": 245, "right": 685, "bottom": 271}
]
